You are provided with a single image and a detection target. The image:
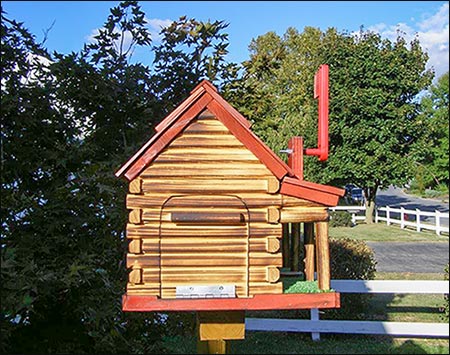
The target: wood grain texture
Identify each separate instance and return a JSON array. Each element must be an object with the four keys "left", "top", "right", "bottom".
[
  {"left": 122, "top": 111, "right": 335, "bottom": 300},
  {"left": 197, "top": 340, "right": 229, "bottom": 354},
  {"left": 170, "top": 133, "right": 244, "bottom": 147},
  {"left": 116, "top": 86, "right": 205, "bottom": 178},
  {"left": 129, "top": 209, "right": 142, "bottom": 224},
  {"left": 281, "top": 195, "right": 323, "bottom": 207},
  {"left": 129, "top": 268, "right": 142, "bottom": 284},
  {"left": 304, "top": 223, "right": 315, "bottom": 282},
  {"left": 154, "top": 85, "right": 206, "bottom": 133},
  {"left": 141, "top": 177, "right": 271, "bottom": 193},
  {"left": 139, "top": 207, "right": 275, "bottom": 224},
  {"left": 128, "top": 239, "right": 142, "bottom": 254},
  {"left": 266, "top": 237, "right": 280, "bottom": 253},
  {"left": 127, "top": 193, "right": 283, "bottom": 209},
  {"left": 282, "top": 224, "right": 290, "bottom": 269},
  {"left": 171, "top": 211, "right": 245, "bottom": 224},
  {"left": 154, "top": 147, "right": 261, "bottom": 163},
  {"left": 142, "top": 162, "right": 273, "bottom": 178},
  {"left": 139, "top": 236, "right": 280, "bottom": 254},
  {"left": 159, "top": 195, "right": 251, "bottom": 298},
  {"left": 288, "top": 136, "right": 304, "bottom": 179},
  {"left": 280, "top": 179, "right": 340, "bottom": 206},
  {"left": 197, "top": 311, "right": 245, "bottom": 341},
  {"left": 291, "top": 223, "right": 301, "bottom": 272},
  {"left": 129, "top": 178, "right": 142, "bottom": 194},
  {"left": 280, "top": 207, "right": 328, "bottom": 223},
  {"left": 124, "top": 93, "right": 214, "bottom": 181},
  {"left": 126, "top": 222, "right": 282, "bottom": 239},
  {"left": 267, "top": 207, "right": 280, "bottom": 223},
  {"left": 207, "top": 100, "right": 290, "bottom": 179},
  {"left": 266, "top": 266, "right": 280, "bottom": 283},
  {"left": 316, "top": 221, "right": 330, "bottom": 290}
]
